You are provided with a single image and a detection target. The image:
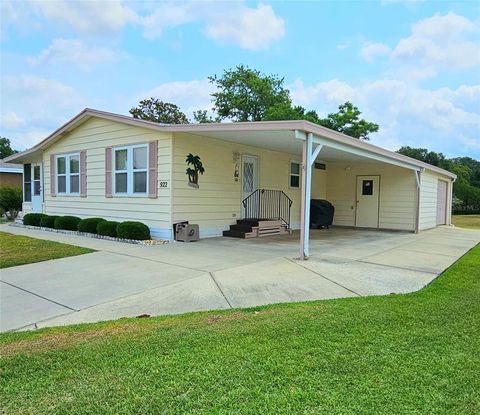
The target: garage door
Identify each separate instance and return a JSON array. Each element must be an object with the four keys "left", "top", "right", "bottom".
[{"left": 436, "top": 180, "right": 447, "bottom": 225}]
